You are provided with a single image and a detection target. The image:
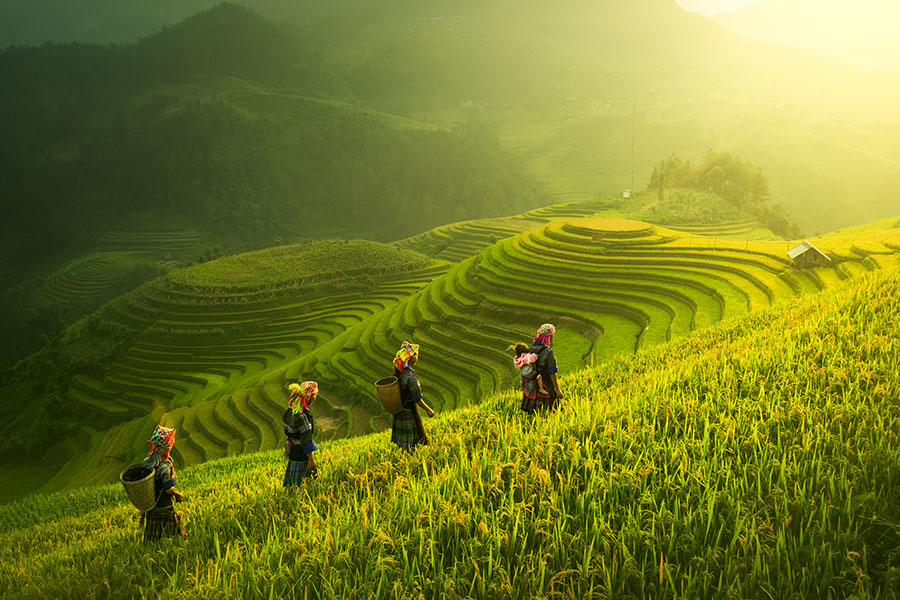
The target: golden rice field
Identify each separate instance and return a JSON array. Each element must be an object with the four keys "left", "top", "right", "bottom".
[
  {"left": 300, "top": 214, "right": 900, "bottom": 424},
  {"left": 15, "top": 208, "right": 900, "bottom": 506},
  {"left": 0, "top": 267, "right": 897, "bottom": 599}
]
